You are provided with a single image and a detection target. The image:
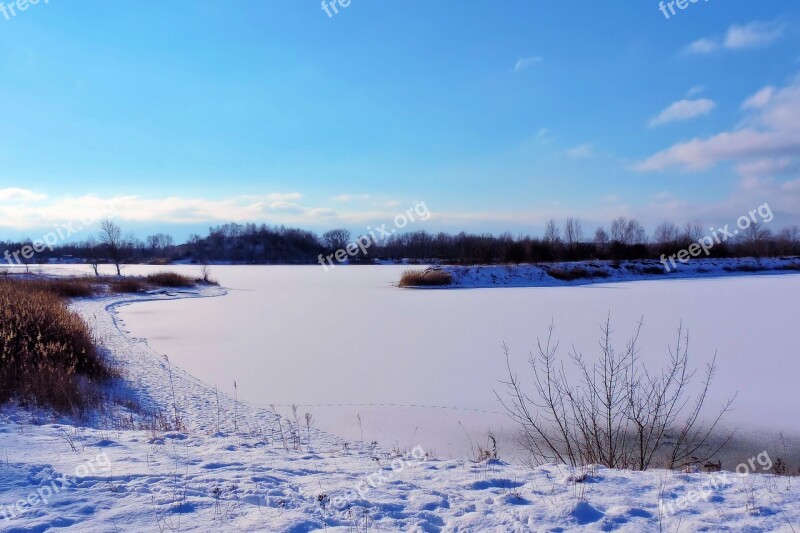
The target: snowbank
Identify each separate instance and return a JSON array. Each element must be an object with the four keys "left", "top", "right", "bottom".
[{"left": 424, "top": 257, "right": 800, "bottom": 289}]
